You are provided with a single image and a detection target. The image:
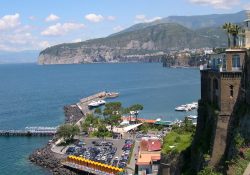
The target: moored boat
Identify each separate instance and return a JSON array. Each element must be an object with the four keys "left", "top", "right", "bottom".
[{"left": 88, "top": 100, "right": 106, "bottom": 108}]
